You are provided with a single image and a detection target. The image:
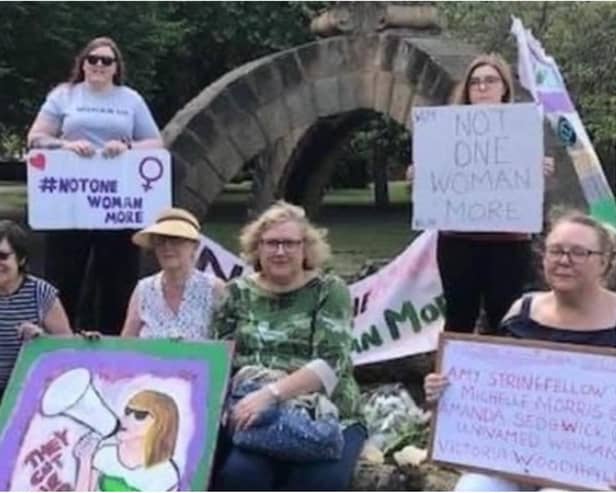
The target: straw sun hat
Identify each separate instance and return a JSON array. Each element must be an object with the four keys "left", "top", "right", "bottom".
[{"left": 132, "top": 208, "right": 201, "bottom": 249}]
